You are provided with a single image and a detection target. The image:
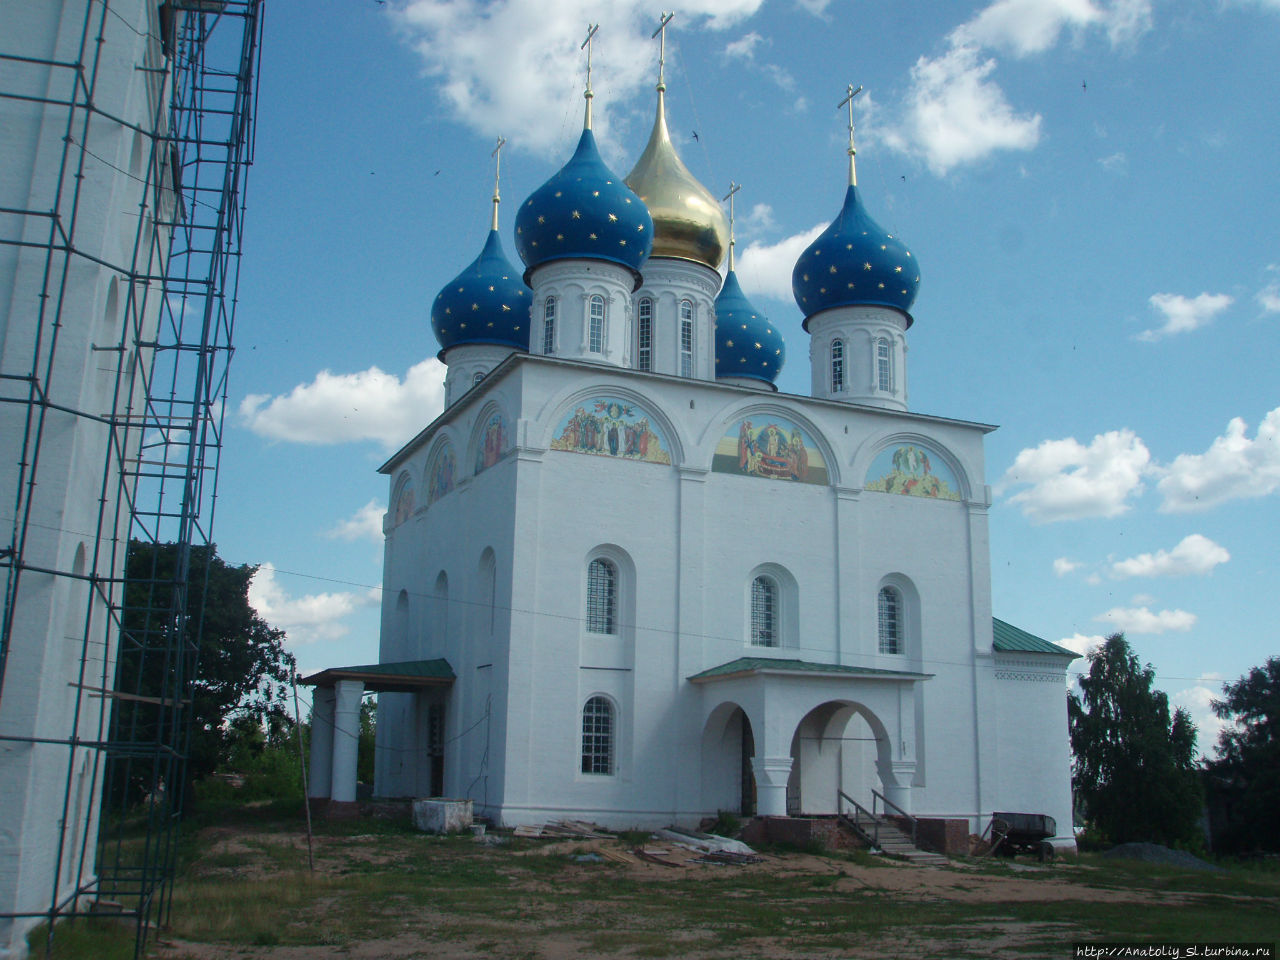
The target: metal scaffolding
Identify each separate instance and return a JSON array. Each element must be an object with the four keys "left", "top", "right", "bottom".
[{"left": 0, "top": 1, "right": 261, "bottom": 955}]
